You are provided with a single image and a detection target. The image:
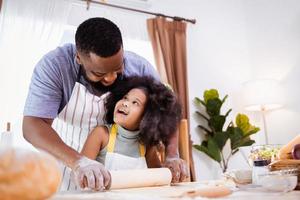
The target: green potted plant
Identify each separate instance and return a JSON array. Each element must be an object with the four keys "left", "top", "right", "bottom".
[{"left": 194, "top": 89, "right": 260, "bottom": 172}]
